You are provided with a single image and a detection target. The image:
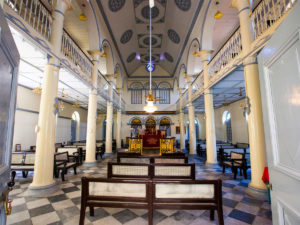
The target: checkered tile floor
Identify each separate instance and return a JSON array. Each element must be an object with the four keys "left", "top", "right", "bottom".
[{"left": 7, "top": 154, "right": 272, "bottom": 225}]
